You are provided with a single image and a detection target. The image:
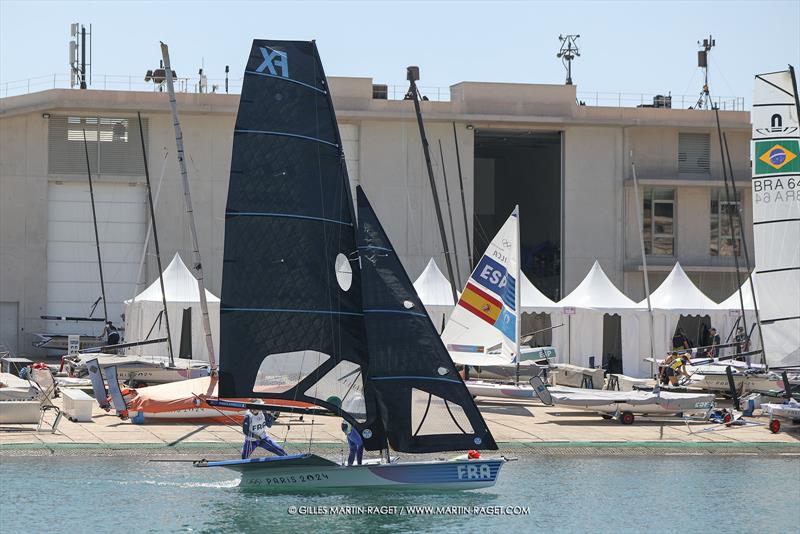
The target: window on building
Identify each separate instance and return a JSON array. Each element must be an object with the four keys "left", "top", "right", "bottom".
[
  {"left": 710, "top": 189, "right": 742, "bottom": 256},
  {"left": 643, "top": 188, "right": 675, "bottom": 255},
  {"left": 678, "top": 133, "right": 711, "bottom": 175},
  {"left": 48, "top": 115, "right": 147, "bottom": 175}
]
